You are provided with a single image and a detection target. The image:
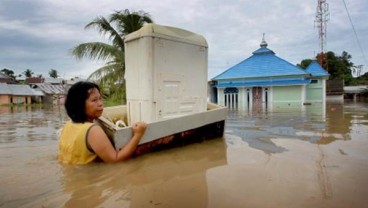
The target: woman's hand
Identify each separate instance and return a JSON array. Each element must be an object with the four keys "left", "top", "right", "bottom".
[{"left": 132, "top": 121, "right": 147, "bottom": 138}]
